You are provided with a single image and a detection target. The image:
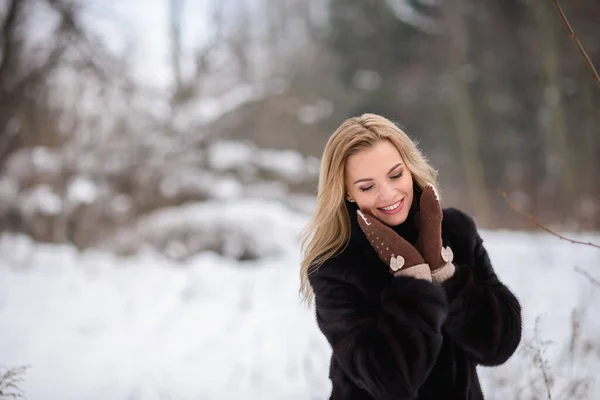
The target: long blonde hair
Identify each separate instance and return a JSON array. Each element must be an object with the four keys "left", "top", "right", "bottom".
[{"left": 299, "top": 113, "right": 439, "bottom": 305}]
